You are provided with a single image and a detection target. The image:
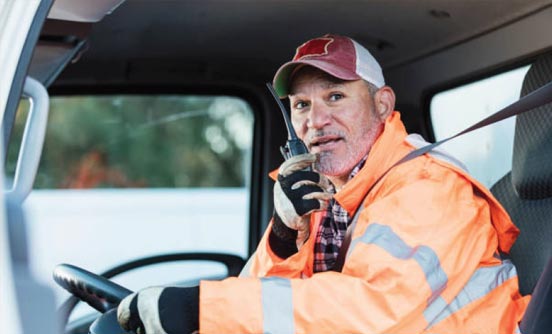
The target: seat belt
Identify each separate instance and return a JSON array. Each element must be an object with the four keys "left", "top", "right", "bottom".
[{"left": 332, "top": 79, "right": 552, "bottom": 272}]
